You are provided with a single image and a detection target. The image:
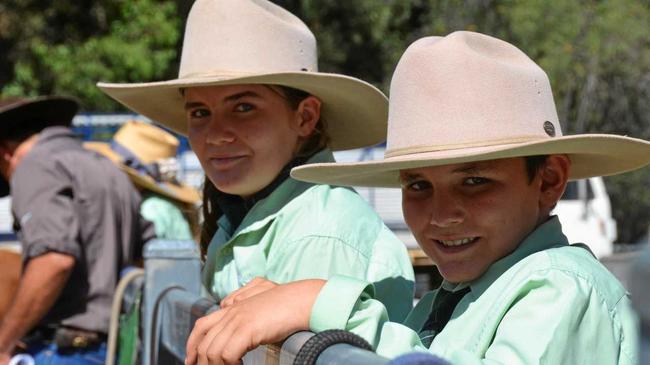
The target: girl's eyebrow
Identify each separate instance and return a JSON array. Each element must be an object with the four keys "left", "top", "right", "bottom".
[{"left": 223, "top": 91, "right": 262, "bottom": 103}]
